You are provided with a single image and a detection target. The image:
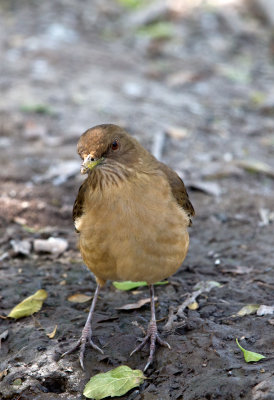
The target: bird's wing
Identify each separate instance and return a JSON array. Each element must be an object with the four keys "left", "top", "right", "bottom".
[
  {"left": 73, "top": 178, "right": 89, "bottom": 232},
  {"left": 158, "top": 162, "right": 195, "bottom": 225}
]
